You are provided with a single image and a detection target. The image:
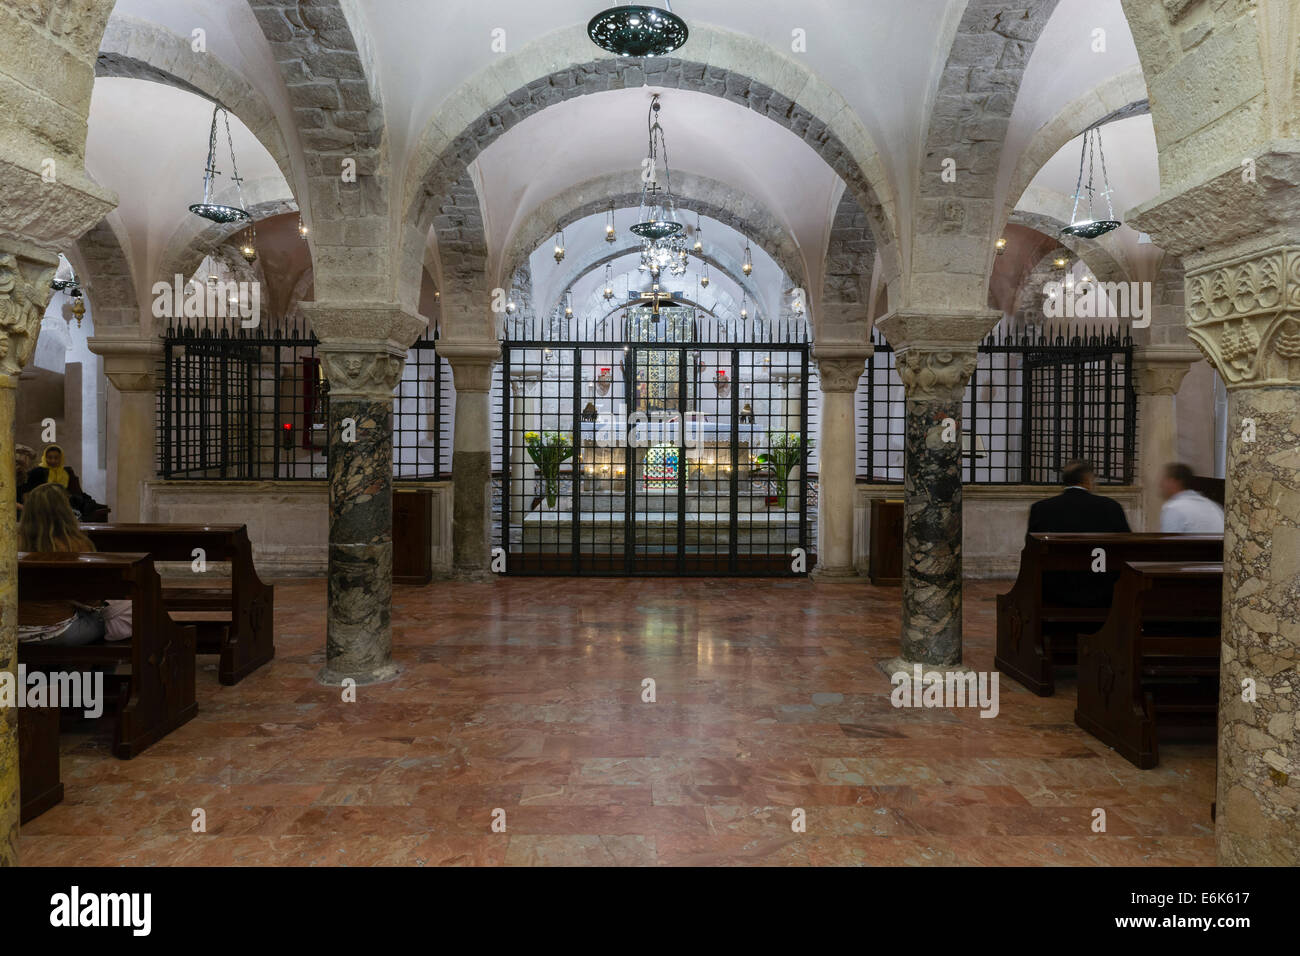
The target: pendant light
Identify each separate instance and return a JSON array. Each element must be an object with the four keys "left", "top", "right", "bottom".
[
  {"left": 239, "top": 223, "right": 258, "bottom": 264},
  {"left": 699, "top": 262, "right": 710, "bottom": 288},
  {"left": 605, "top": 202, "right": 617, "bottom": 244},
  {"left": 693, "top": 213, "right": 703, "bottom": 254},
  {"left": 1062, "top": 126, "right": 1121, "bottom": 239},
  {"left": 742, "top": 240, "right": 753, "bottom": 276},
  {"left": 740, "top": 289, "right": 749, "bottom": 321},
  {"left": 298, "top": 217, "right": 309, "bottom": 240},
  {"left": 588, "top": 2, "right": 688, "bottom": 58},
  {"left": 564, "top": 289, "right": 574, "bottom": 318},
  {"left": 49, "top": 254, "right": 86, "bottom": 327},
  {"left": 631, "top": 95, "right": 688, "bottom": 277},
  {"left": 189, "top": 105, "right": 251, "bottom": 225},
  {"left": 553, "top": 228, "right": 566, "bottom": 264},
  {"left": 603, "top": 264, "right": 615, "bottom": 301}
]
